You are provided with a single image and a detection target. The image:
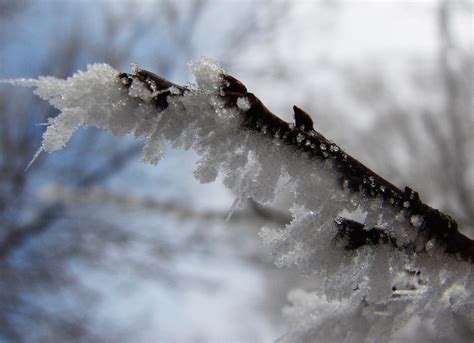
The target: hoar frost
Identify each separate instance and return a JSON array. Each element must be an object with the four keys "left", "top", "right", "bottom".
[
  {"left": 236, "top": 96, "right": 251, "bottom": 111},
  {"left": 6, "top": 59, "right": 473, "bottom": 342}
]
